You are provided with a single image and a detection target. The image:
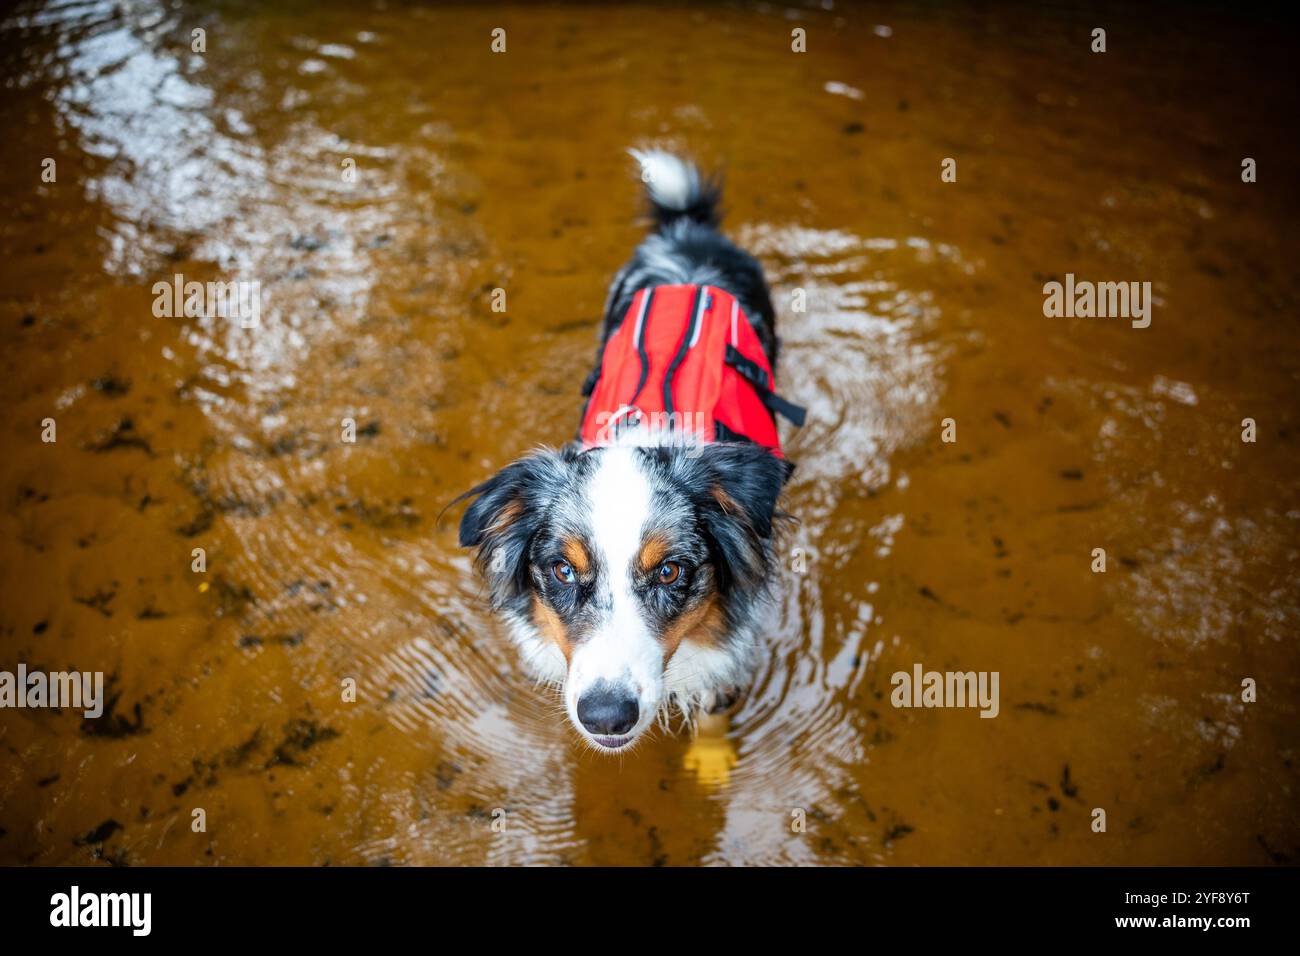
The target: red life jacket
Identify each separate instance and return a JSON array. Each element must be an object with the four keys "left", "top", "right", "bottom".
[{"left": 578, "top": 284, "right": 805, "bottom": 457}]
